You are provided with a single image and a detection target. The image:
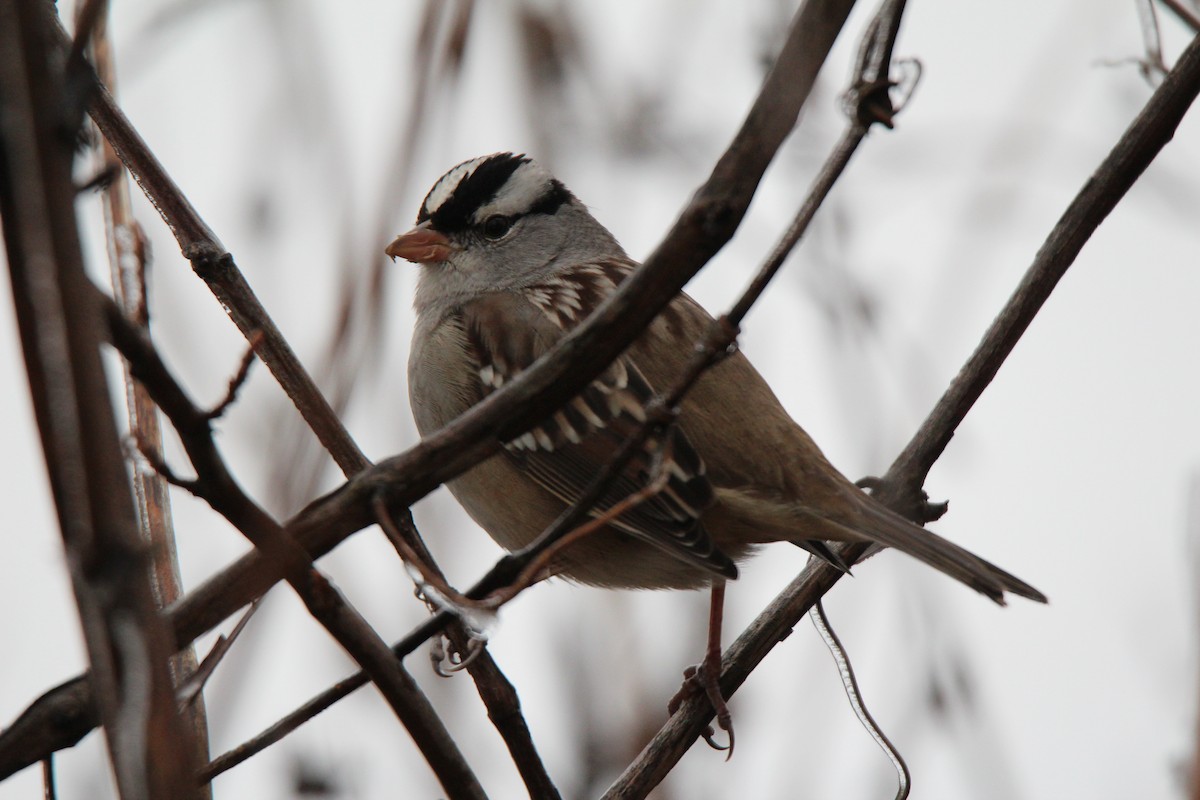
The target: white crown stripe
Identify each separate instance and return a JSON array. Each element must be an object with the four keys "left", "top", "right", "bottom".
[{"left": 423, "top": 155, "right": 491, "bottom": 216}]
